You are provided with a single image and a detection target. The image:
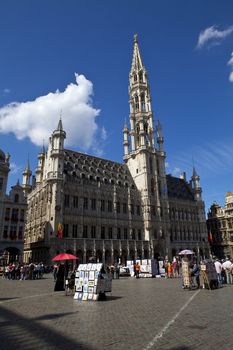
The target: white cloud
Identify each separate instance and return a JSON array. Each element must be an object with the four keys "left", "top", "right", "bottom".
[
  {"left": 165, "top": 162, "right": 169, "bottom": 168},
  {"left": 228, "top": 52, "right": 233, "bottom": 66},
  {"left": 172, "top": 167, "right": 181, "bottom": 176},
  {"left": 3, "top": 88, "right": 10, "bottom": 94},
  {"left": 227, "top": 52, "right": 233, "bottom": 82},
  {"left": 170, "top": 140, "right": 233, "bottom": 179},
  {"left": 197, "top": 25, "right": 233, "bottom": 49},
  {"left": 0, "top": 74, "right": 102, "bottom": 151},
  {"left": 10, "top": 162, "right": 21, "bottom": 175},
  {"left": 101, "top": 127, "right": 107, "bottom": 141},
  {"left": 229, "top": 71, "right": 233, "bottom": 82}
]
